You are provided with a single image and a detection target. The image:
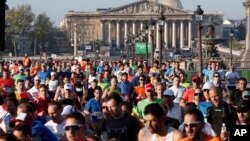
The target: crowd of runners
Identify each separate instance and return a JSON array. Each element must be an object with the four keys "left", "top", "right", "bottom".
[{"left": 0, "top": 54, "right": 249, "bottom": 141}]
